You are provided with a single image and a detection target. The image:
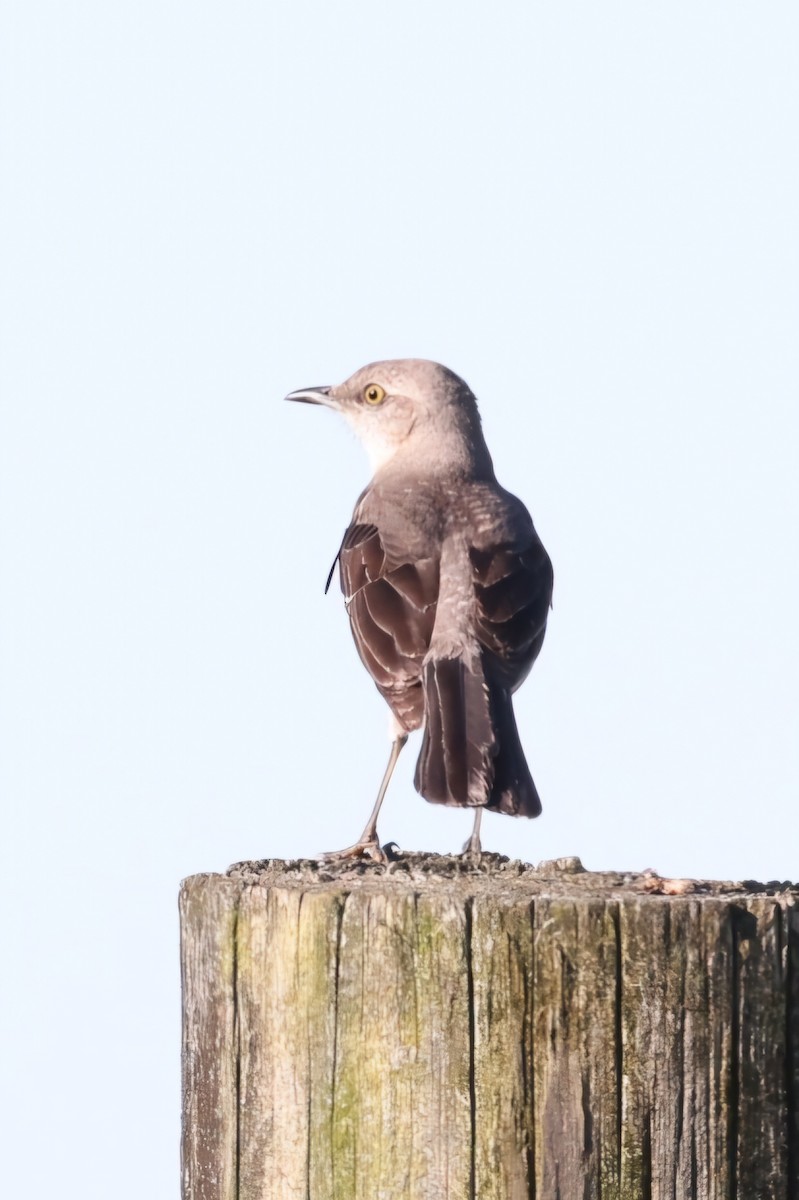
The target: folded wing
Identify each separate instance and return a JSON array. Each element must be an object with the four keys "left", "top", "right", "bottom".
[
  {"left": 469, "top": 529, "right": 553, "bottom": 689},
  {"left": 337, "top": 523, "right": 439, "bottom": 732}
]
